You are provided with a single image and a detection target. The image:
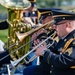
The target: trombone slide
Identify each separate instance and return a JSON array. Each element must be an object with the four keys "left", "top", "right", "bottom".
[{"left": 11, "top": 33, "right": 55, "bottom": 67}]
